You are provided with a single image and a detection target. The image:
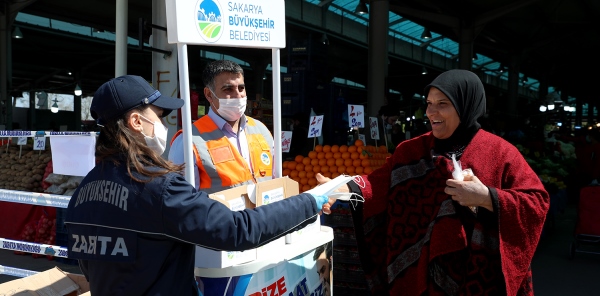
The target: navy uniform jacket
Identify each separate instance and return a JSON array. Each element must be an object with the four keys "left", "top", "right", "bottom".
[{"left": 65, "top": 158, "right": 319, "bottom": 296}]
